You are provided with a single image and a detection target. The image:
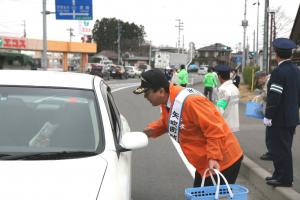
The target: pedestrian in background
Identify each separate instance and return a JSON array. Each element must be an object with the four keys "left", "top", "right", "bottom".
[
  {"left": 164, "top": 68, "right": 172, "bottom": 82},
  {"left": 232, "top": 69, "right": 240, "bottom": 88},
  {"left": 264, "top": 38, "right": 300, "bottom": 187},
  {"left": 178, "top": 64, "right": 188, "bottom": 87},
  {"left": 215, "top": 64, "right": 240, "bottom": 133},
  {"left": 253, "top": 71, "right": 272, "bottom": 161},
  {"left": 211, "top": 67, "right": 219, "bottom": 102},
  {"left": 171, "top": 68, "right": 179, "bottom": 85},
  {"left": 133, "top": 69, "right": 243, "bottom": 187},
  {"left": 203, "top": 68, "right": 217, "bottom": 101}
]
